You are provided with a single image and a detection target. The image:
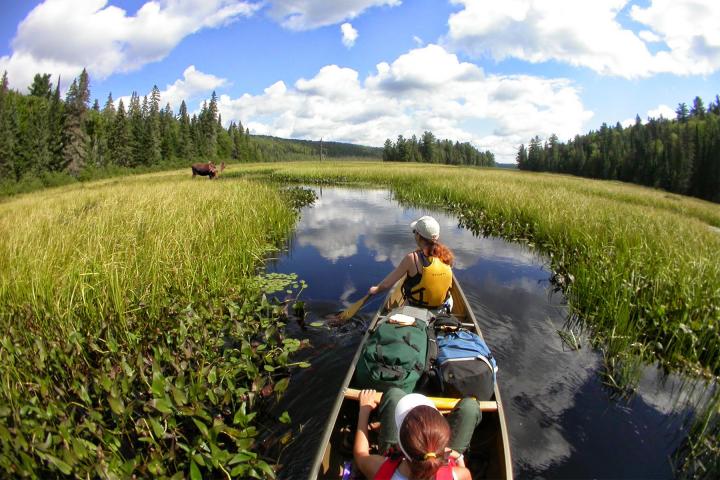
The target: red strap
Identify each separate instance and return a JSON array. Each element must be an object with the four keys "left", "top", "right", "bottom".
[
  {"left": 374, "top": 457, "right": 402, "bottom": 480},
  {"left": 374, "top": 457, "right": 456, "bottom": 480},
  {"left": 435, "top": 465, "right": 454, "bottom": 480}
]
